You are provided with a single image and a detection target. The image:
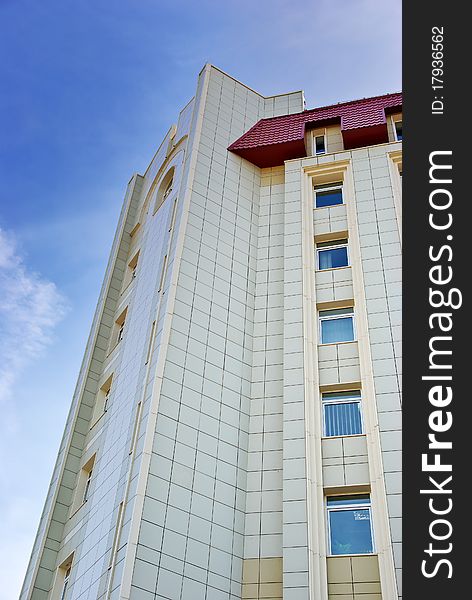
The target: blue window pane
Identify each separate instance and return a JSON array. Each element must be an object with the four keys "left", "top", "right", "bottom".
[
  {"left": 327, "top": 495, "right": 370, "bottom": 507},
  {"left": 315, "top": 189, "right": 343, "bottom": 208},
  {"left": 324, "top": 402, "right": 362, "bottom": 436},
  {"left": 329, "top": 509, "right": 373, "bottom": 555},
  {"left": 321, "top": 317, "right": 354, "bottom": 344},
  {"left": 318, "top": 247, "right": 348, "bottom": 270}
]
